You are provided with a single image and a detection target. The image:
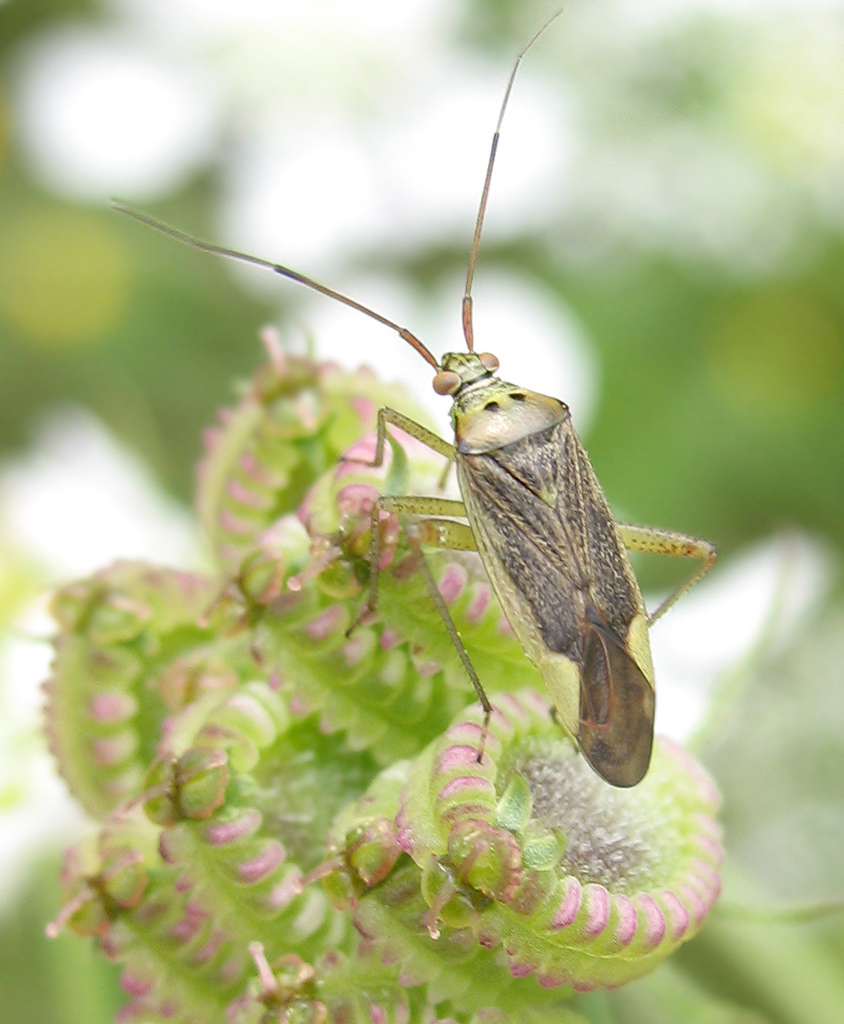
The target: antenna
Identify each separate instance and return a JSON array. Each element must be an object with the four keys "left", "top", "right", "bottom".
[
  {"left": 111, "top": 202, "right": 440, "bottom": 370},
  {"left": 462, "top": 8, "right": 564, "bottom": 352}
]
